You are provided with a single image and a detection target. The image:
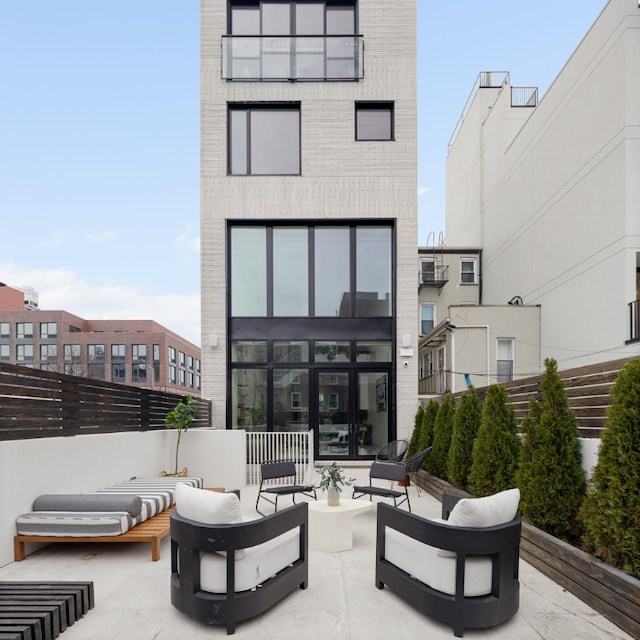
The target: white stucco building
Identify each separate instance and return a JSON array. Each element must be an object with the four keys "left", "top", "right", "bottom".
[{"left": 445, "top": 0, "right": 640, "bottom": 370}]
